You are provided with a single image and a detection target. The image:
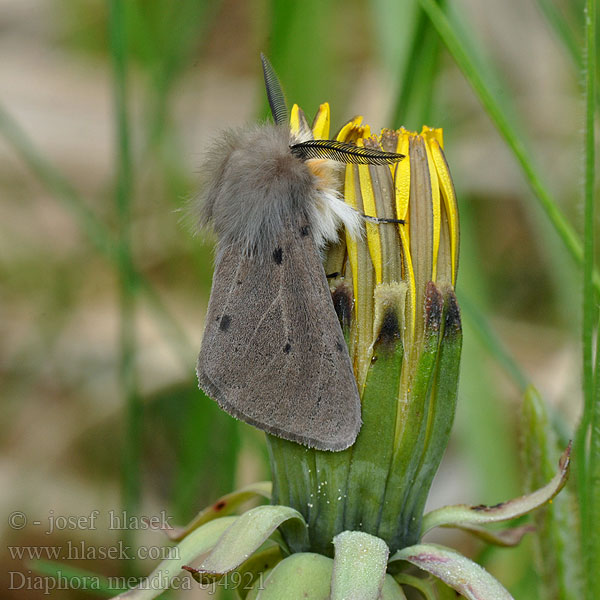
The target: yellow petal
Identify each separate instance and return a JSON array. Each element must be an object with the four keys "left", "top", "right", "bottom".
[
  {"left": 311, "top": 103, "right": 330, "bottom": 140},
  {"left": 357, "top": 140, "right": 383, "bottom": 285},
  {"left": 423, "top": 139, "right": 441, "bottom": 282},
  {"left": 430, "top": 139, "right": 459, "bottom": 285},
  {"left": 290, "top": 104, "right": 301, "bottom": 137},
  {"left": 394, "top": 130, "right": 411, "bottom": 223}
]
